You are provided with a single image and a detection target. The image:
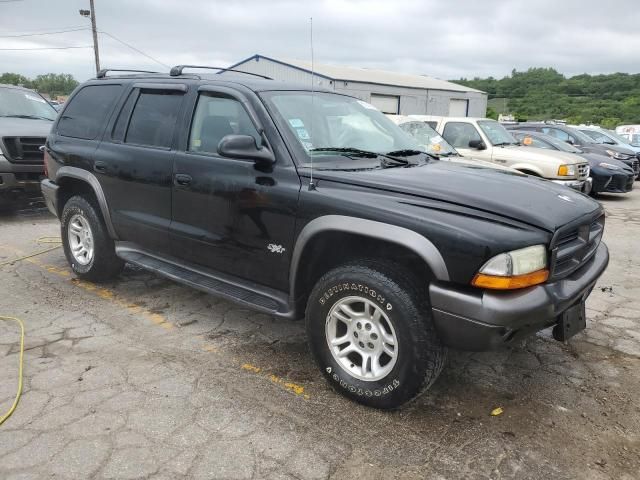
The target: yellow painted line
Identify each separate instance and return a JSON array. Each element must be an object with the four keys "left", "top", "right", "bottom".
[
  {"left": 1, "top": 242, "right": 311, "bottom": 400},
  {"left": 242, "top": 363, "right": 310, "bottom": 400}
]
